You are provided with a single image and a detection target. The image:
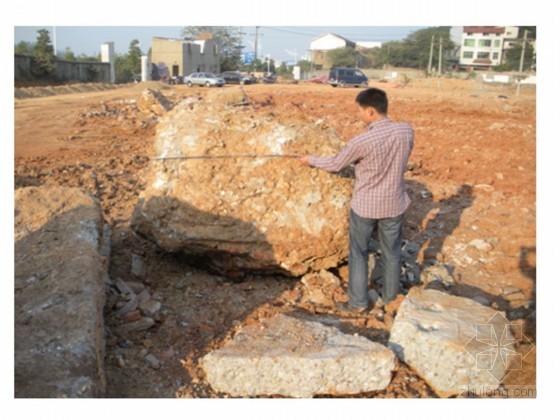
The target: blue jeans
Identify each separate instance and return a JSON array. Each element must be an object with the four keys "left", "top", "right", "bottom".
[{"left": 348, "top": 209, "right": 403, "bottom": 308}]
